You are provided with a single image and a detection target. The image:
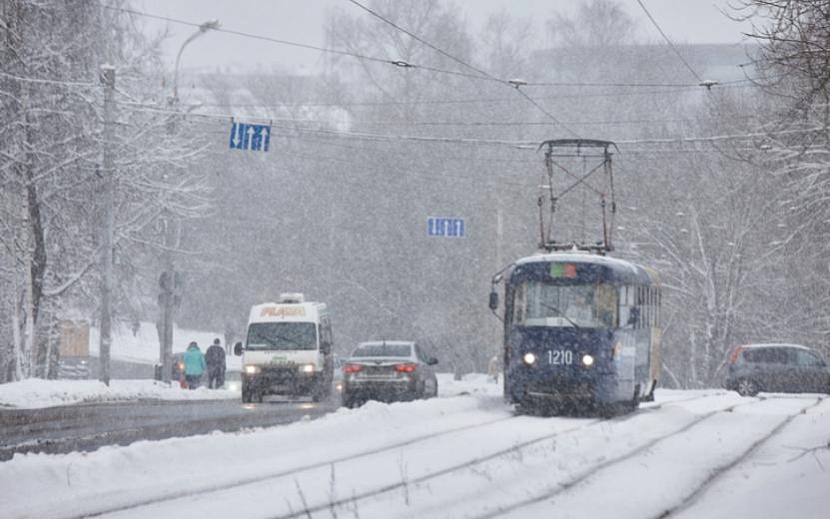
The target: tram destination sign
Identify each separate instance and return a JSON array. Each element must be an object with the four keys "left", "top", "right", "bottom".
[{"left": 427, "top": 217, "right": 465, "bottom": 238}]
